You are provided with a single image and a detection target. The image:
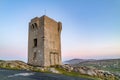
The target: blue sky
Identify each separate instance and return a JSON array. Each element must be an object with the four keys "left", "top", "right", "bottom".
[{"left": 0, "top": 0, "right": 120, "bottom": 62}]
